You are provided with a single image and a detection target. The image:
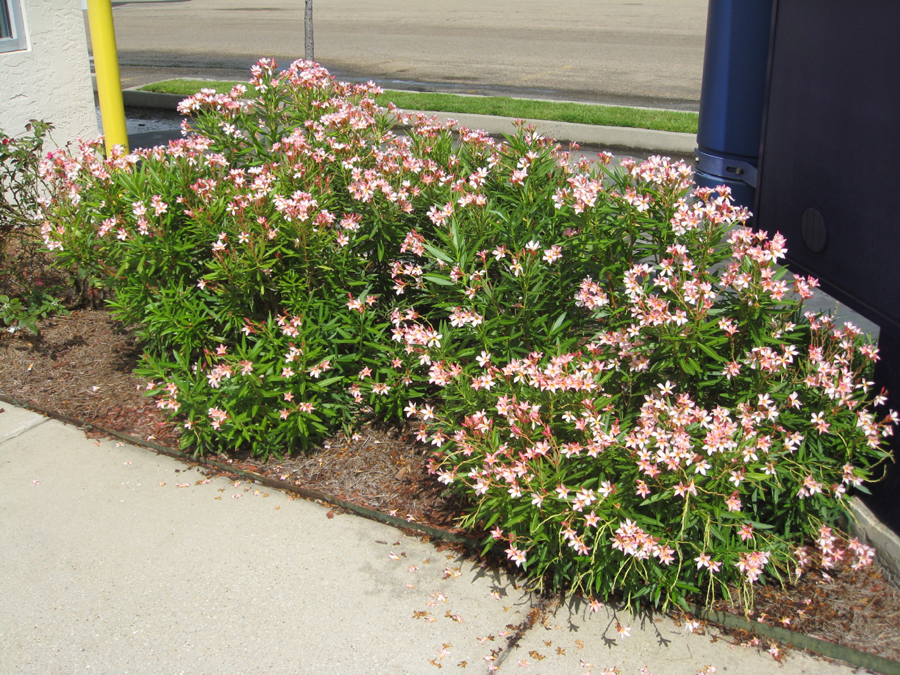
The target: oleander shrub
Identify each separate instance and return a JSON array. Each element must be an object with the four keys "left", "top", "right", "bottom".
[
  {"left": 39, "top": 59, "right": 464, "bottom": 452},
  {"left": 410, "top": 178, "right": 893, "bottom": 607},
  {"left": 0, "top": 120, "right": 69, "bottom": 335},
  {"left": 38, "top": 59, "right": 893, "bottom": 607}
]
